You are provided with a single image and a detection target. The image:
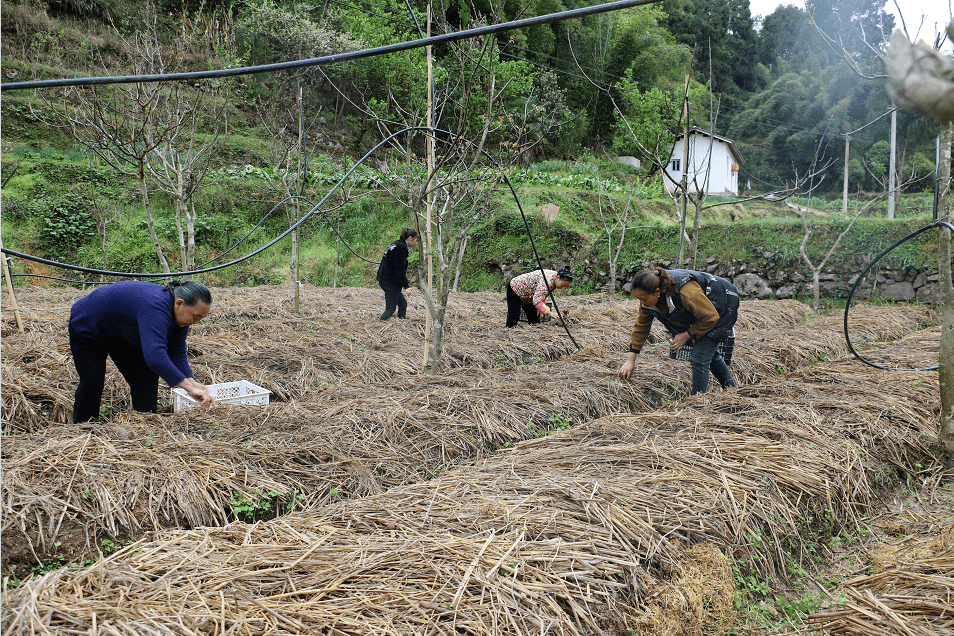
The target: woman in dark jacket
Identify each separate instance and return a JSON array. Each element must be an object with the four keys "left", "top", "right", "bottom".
[
  {"left": 376, "top": 227, "right": 420, "bottom": 320},
  {"left": 68, "top": 280, "right": 215, "bottom": 422},
  {"left": 618, "top": 267, "right": 739, "bottom": 394}
]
